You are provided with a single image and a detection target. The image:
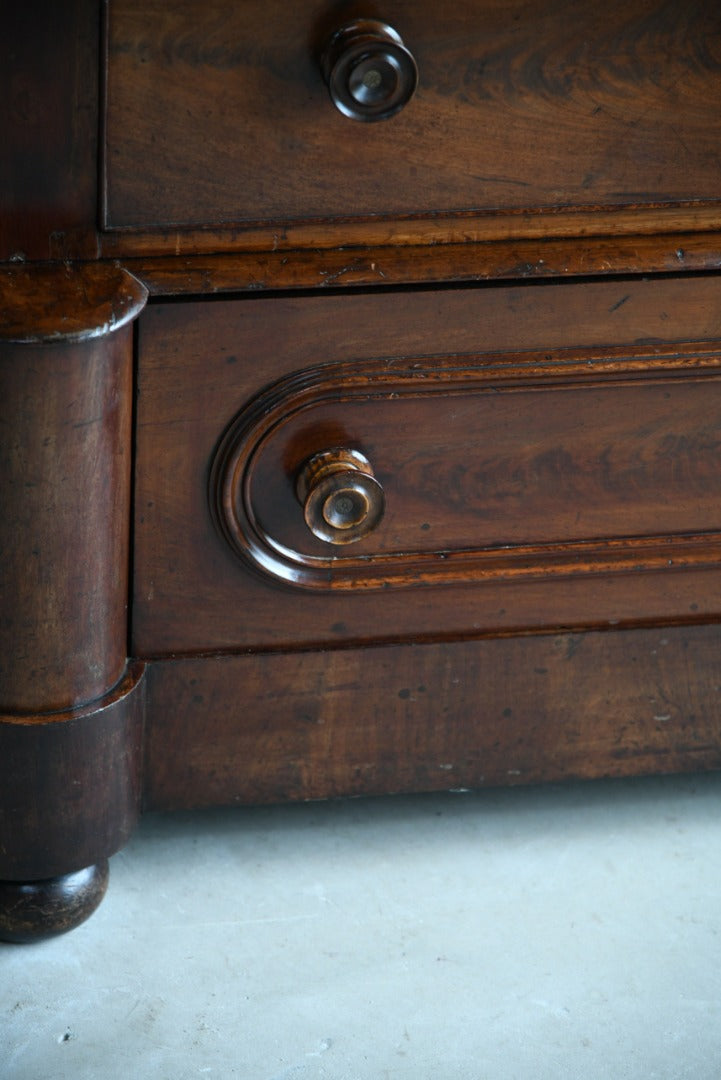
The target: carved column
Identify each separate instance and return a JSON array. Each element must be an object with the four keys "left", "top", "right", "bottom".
[{"left": 0, "top": 264, "right": 147, "bottom": 941}]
